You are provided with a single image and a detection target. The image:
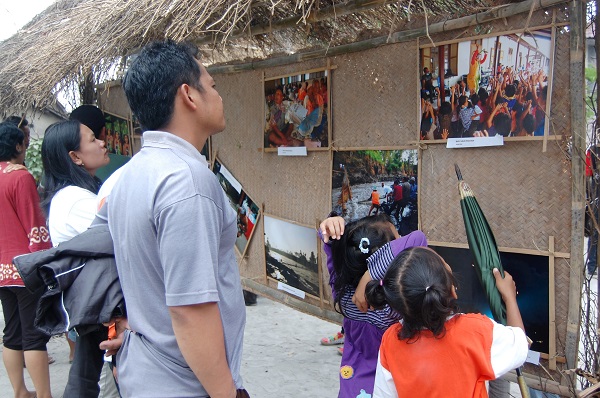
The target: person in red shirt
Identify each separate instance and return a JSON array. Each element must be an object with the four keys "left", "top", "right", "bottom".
[
  {"left": 391, "top": 179, "right": 403, "bottom": 223},
  {"left": 0, "top": 122, "right": 53, "bottom": 398},
  {"left": 365, "top": 247, "right": 528, "bottom": 398}
]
